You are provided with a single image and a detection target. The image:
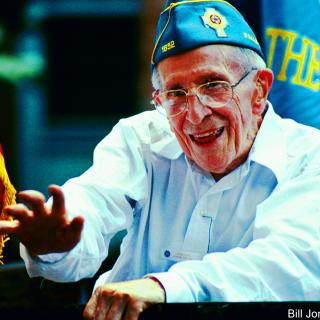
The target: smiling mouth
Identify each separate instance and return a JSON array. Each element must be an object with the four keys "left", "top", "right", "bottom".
[{"left": 190, "top": 127, "right": 225, "bottom": 144}]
